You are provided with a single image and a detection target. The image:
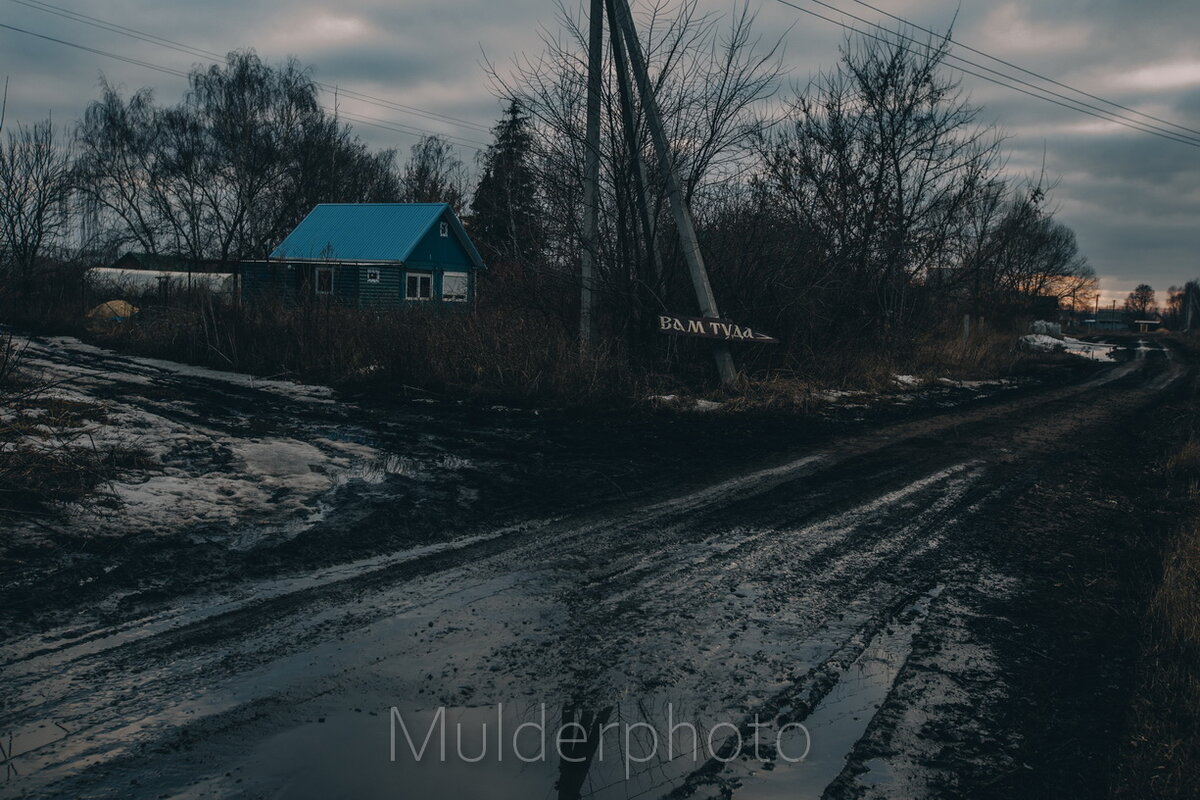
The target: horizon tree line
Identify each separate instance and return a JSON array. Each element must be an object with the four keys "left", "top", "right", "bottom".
[{"left": 0, "top": 8, "right": 1122, "bottom": 368}]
